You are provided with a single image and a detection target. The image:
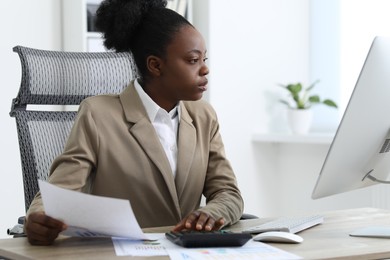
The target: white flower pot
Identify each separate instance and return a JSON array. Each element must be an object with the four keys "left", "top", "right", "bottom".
[{"left": 287, "top": 109, "right": 313, "bottom": 134}]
